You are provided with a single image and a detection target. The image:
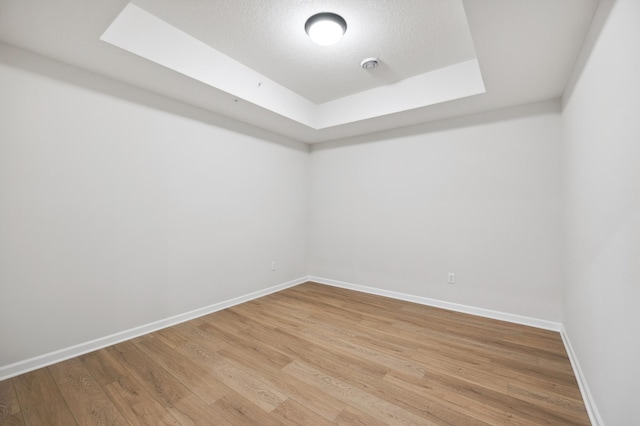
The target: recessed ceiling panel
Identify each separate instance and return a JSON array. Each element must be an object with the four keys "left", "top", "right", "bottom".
[
  {"left": 131, "top": 0, "right": 478, "bottom": 104},
  {"left": 0, "top": 0, "right": 600, "bottom": 143},
  {"left": 101, "top": 1, "right": 485, "bottom": 129}
]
